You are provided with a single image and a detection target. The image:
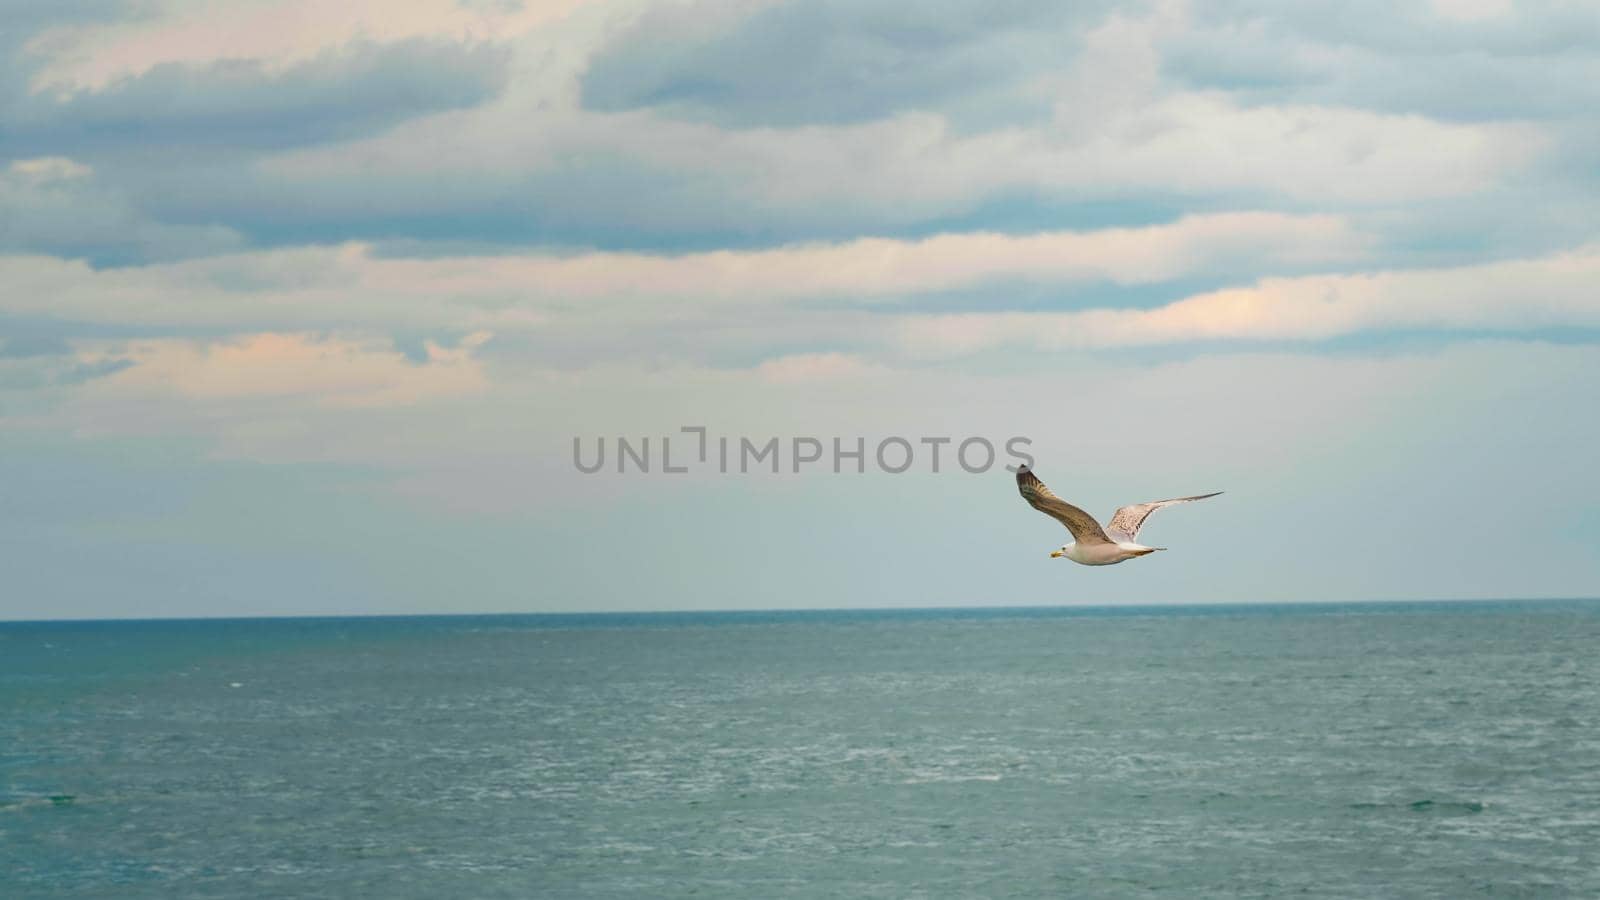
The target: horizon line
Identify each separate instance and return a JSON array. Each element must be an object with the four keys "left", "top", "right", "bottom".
[{"left": 3, "top": 595, "right": 1597, "bottom": 626}]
